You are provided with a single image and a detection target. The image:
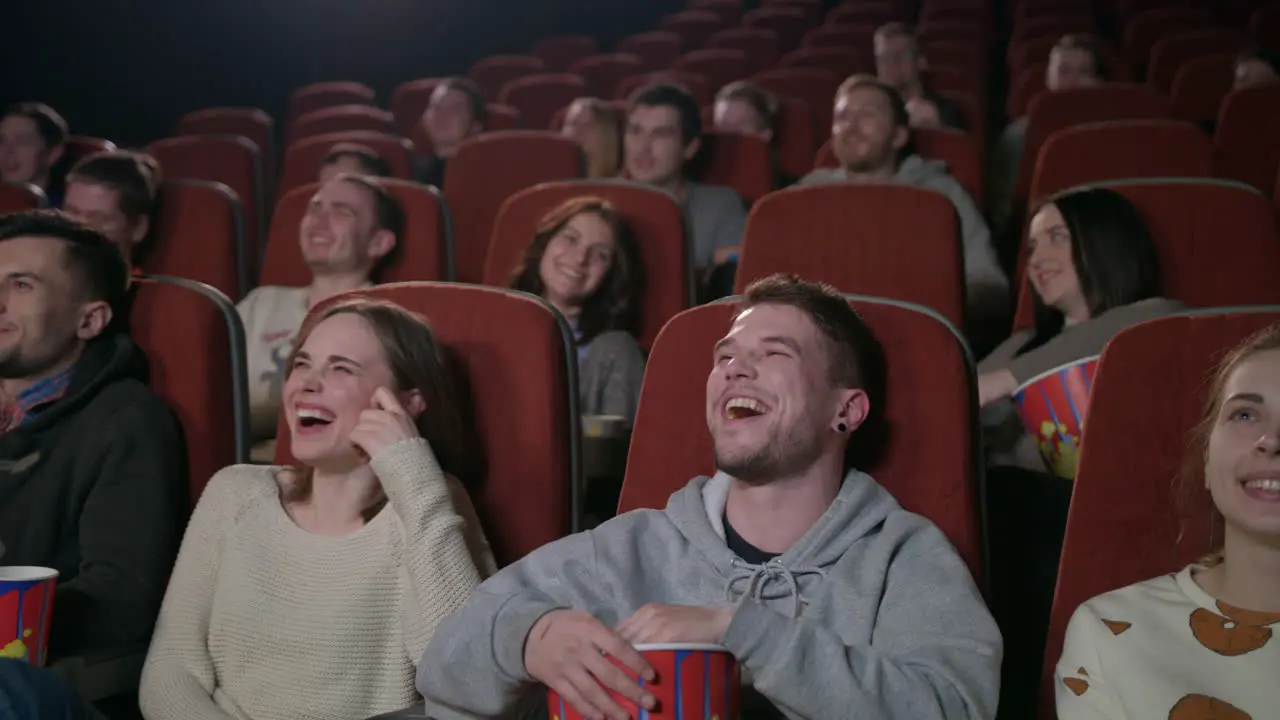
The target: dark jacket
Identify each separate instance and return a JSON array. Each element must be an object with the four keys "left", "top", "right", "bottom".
[{"left": 0, "top": 332, "right": 187, "bottom": 661}]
